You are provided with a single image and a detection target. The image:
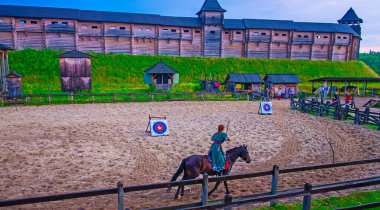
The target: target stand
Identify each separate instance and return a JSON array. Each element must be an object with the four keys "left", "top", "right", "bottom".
[
  {"left": 258, "top": 101, "right": 273, "bottom": 115},
  {"left": 146, "top": 115, "right": 169, "bottom": 137}
]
